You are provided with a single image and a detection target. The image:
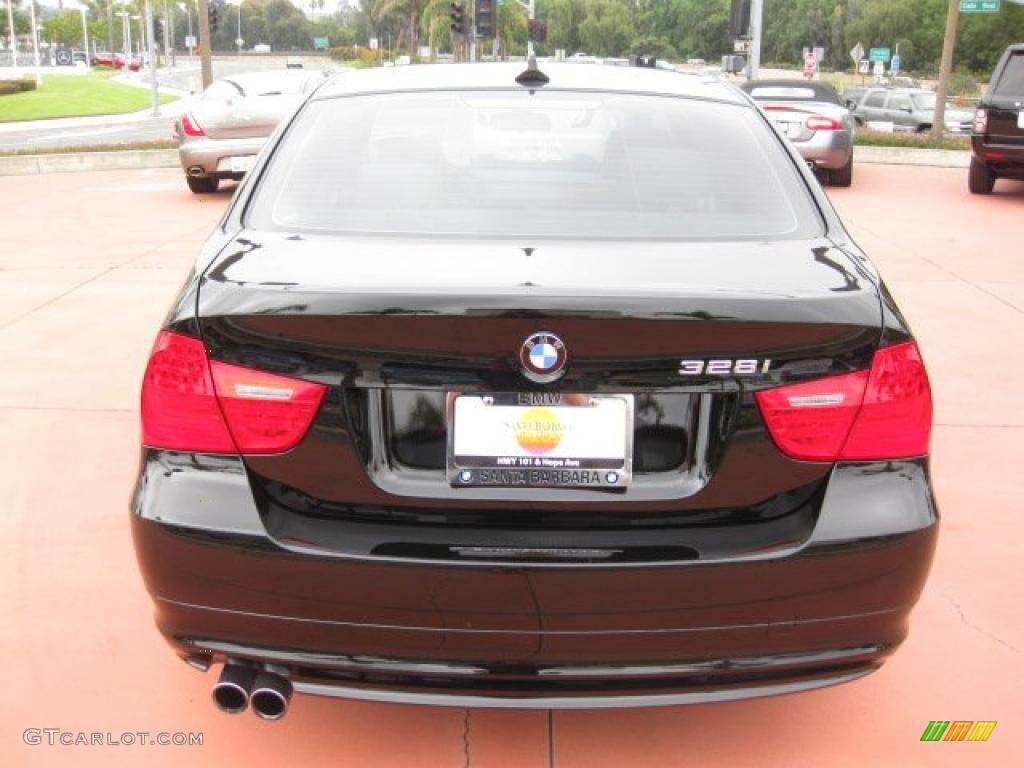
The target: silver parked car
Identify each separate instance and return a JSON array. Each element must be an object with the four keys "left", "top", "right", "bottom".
[
  {"left": 174, "top": 70, "right": 335, "bottom": 194},
  {"left": 739, "top": 80, "right": 855, "bottom": 187},
  {"left": 851, "top": 87, "right": 975, "bottom": 134}
]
